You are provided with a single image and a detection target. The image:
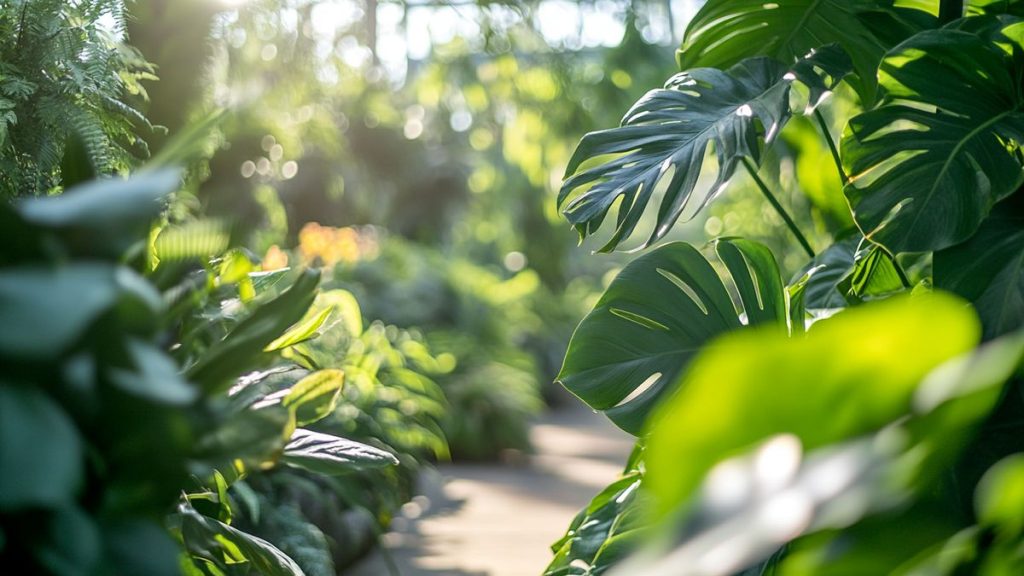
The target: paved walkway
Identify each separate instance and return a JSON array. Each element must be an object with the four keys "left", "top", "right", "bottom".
[{"left": 345, "top": 405, "right": 635, "bottom": 576}]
